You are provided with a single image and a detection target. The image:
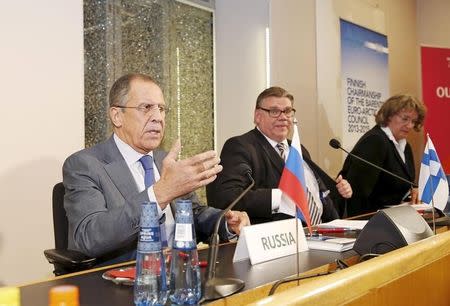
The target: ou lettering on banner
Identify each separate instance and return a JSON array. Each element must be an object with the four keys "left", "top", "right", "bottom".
[{"left": 435, "top": 86, "right": 450, "bottom": 98}]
